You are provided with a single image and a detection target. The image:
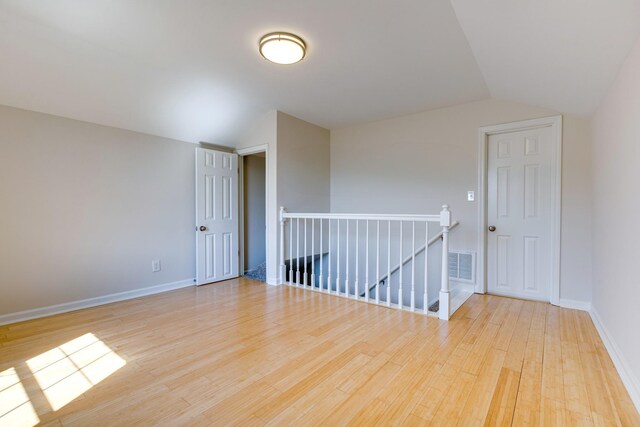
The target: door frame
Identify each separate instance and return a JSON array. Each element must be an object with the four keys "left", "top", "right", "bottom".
[
  {"left": 236, "top": 144, "right": 269, "bottom": 280},
  {"left": 477, "top": 115, "right": 562, "bottom": 305}
]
